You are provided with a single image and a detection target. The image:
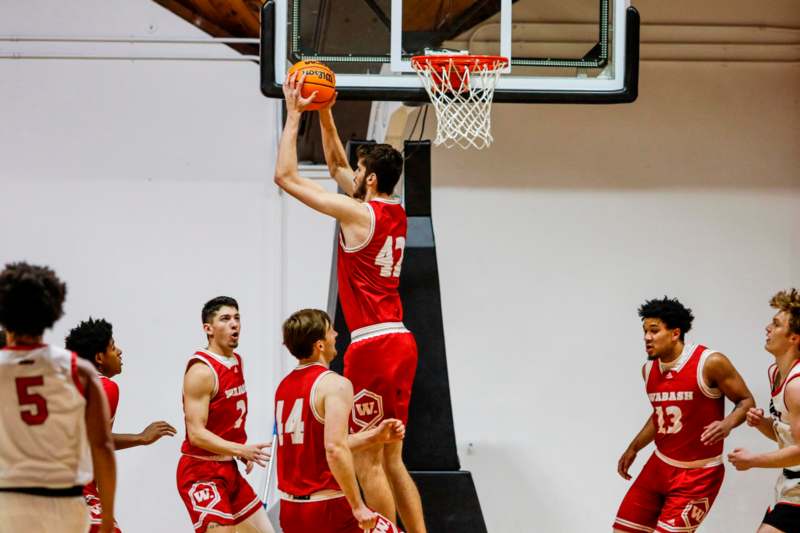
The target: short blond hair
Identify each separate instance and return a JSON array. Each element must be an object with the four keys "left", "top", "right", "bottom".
[{"left": 770, "top": 289, "right": 800, "bottom": 335}]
